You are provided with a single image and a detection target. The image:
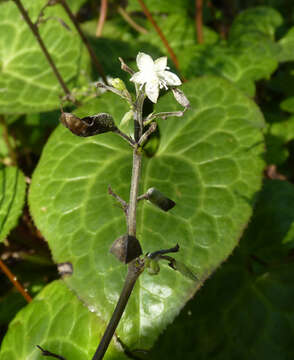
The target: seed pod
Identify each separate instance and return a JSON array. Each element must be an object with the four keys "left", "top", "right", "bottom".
[
  {"left": 146, "top": 187, "right": 176, "bottom": 212},
  {"left": 60, "top": 111, "right": 117, "bottom": 137},
  {"left": 110, "top": 234, "right": 142, "bottom": 264}
]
